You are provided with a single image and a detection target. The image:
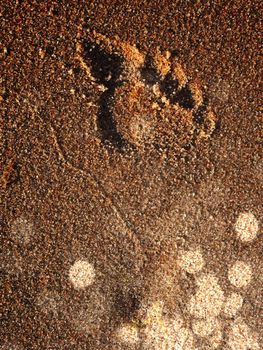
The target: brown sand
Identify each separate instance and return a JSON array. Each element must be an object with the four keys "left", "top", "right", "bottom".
[{"left": 0, "top": 1, "right": 262, "bottom": 349}]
